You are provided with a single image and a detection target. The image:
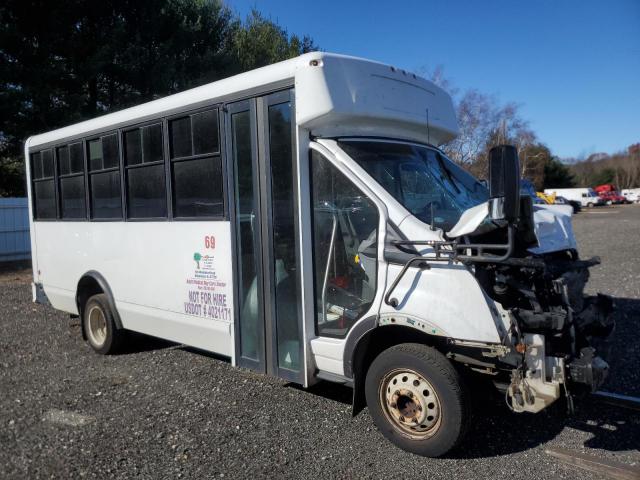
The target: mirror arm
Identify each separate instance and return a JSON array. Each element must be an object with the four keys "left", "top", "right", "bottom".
[{"left": 454, "top": 224, "right": 515, "bottom": 263}]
